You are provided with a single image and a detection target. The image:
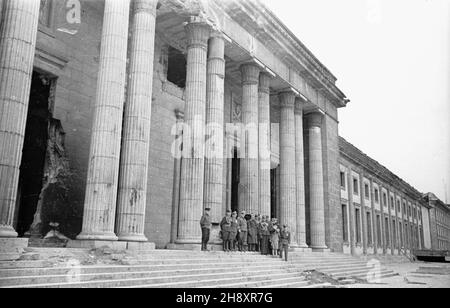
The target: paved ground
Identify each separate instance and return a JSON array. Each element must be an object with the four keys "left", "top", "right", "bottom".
[{"left": 346, "top": 261, "right": 450, "bottom": 288}]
